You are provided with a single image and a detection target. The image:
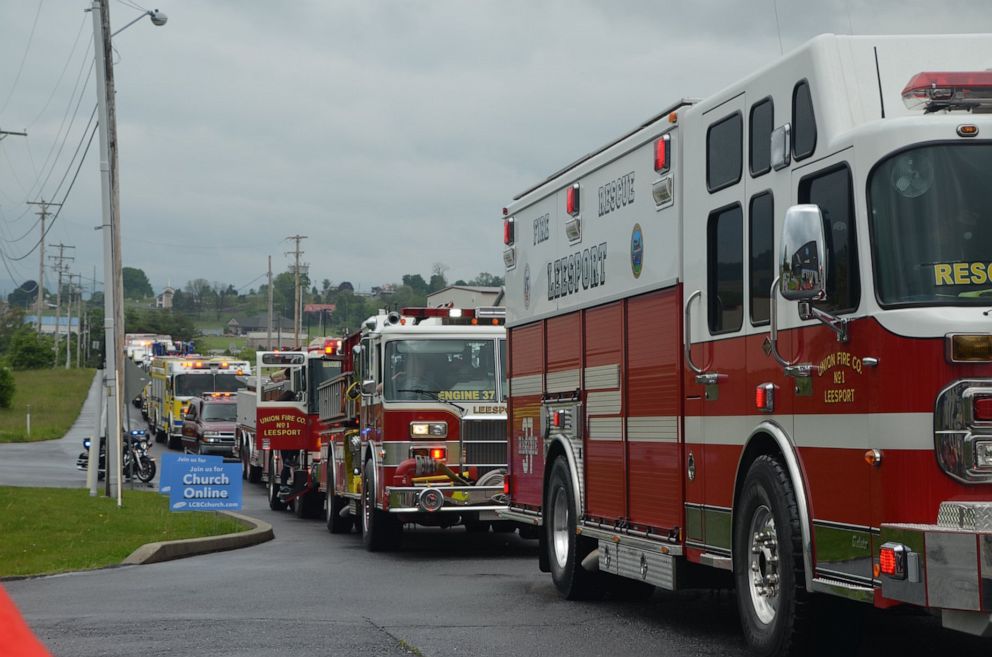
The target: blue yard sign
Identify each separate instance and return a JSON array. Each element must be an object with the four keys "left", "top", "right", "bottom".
[{"left": 160, "top": 453, "right": 242, "bottom": 511}]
